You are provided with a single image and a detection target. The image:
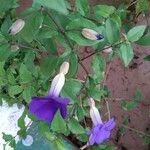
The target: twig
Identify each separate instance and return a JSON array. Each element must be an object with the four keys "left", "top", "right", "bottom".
[
  {"left": 121, "top": 124, "right": 150, "bottom": 137},
  {"left": 79, "top": 41, "right": 124, "bottom": 62},
  {"left": 80, "top": 143, "right": 89, "bottom": 150},
  {"left": 105, "top": 99, "right": 111, "bottom": 120}
]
